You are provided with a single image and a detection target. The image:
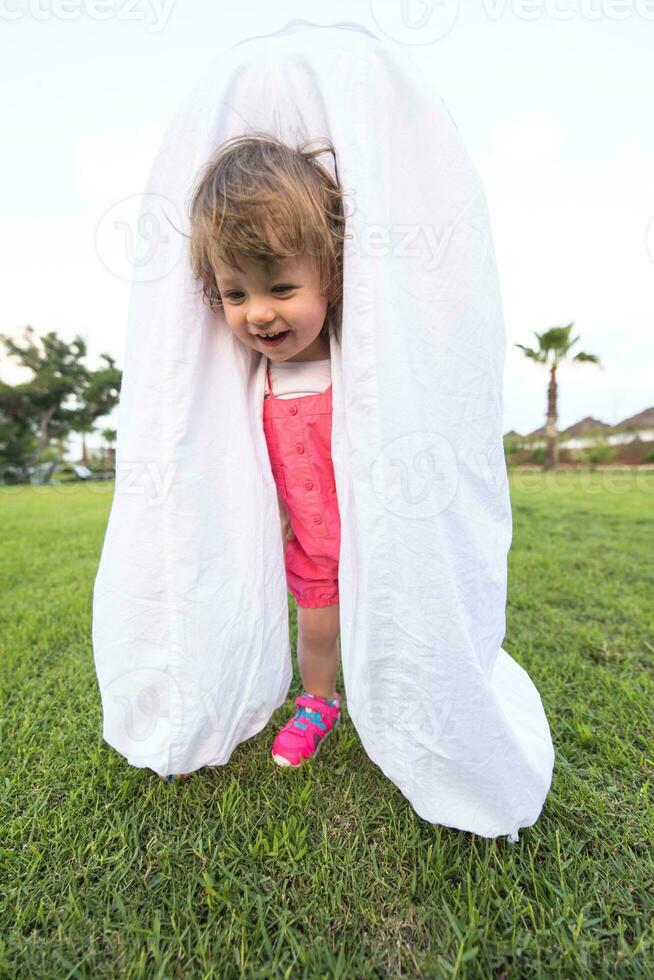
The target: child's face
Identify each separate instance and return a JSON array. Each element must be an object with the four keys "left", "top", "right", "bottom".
[{"left": 213, "top": 253, "right": 330, "bottom": 362}]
